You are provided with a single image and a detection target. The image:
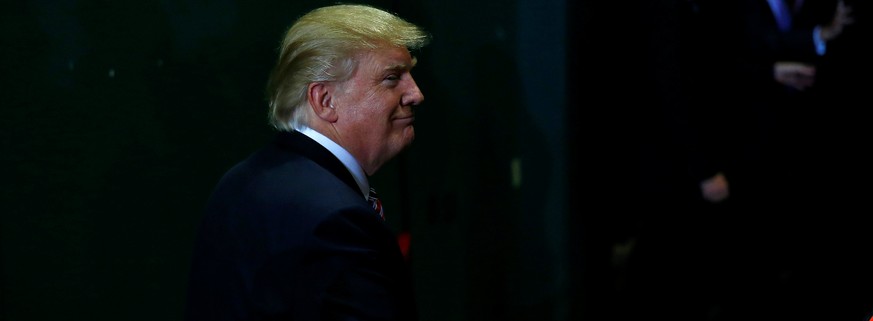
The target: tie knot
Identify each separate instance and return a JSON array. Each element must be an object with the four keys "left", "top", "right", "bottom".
[{"left": 367, "top": 188, "right": 385, "bottom": 221}]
